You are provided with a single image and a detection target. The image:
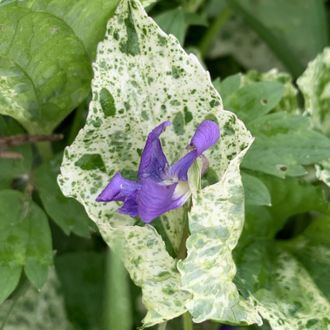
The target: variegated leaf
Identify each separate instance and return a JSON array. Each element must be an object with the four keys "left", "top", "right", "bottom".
[
  {"left": 255, "top": 250, "right": 330, "bottom": 330},
  {"left": 58, "top": 0, "right": 252, "bottom": 326},
  {"left": 177, "top": 148, "right": 262, "bottom": 325},
  {"left": 297, "top": 48, "right": 330, "bottom": 187},
  {"left": 297, "top": 47, "right": 330, "bottom": 136}
]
